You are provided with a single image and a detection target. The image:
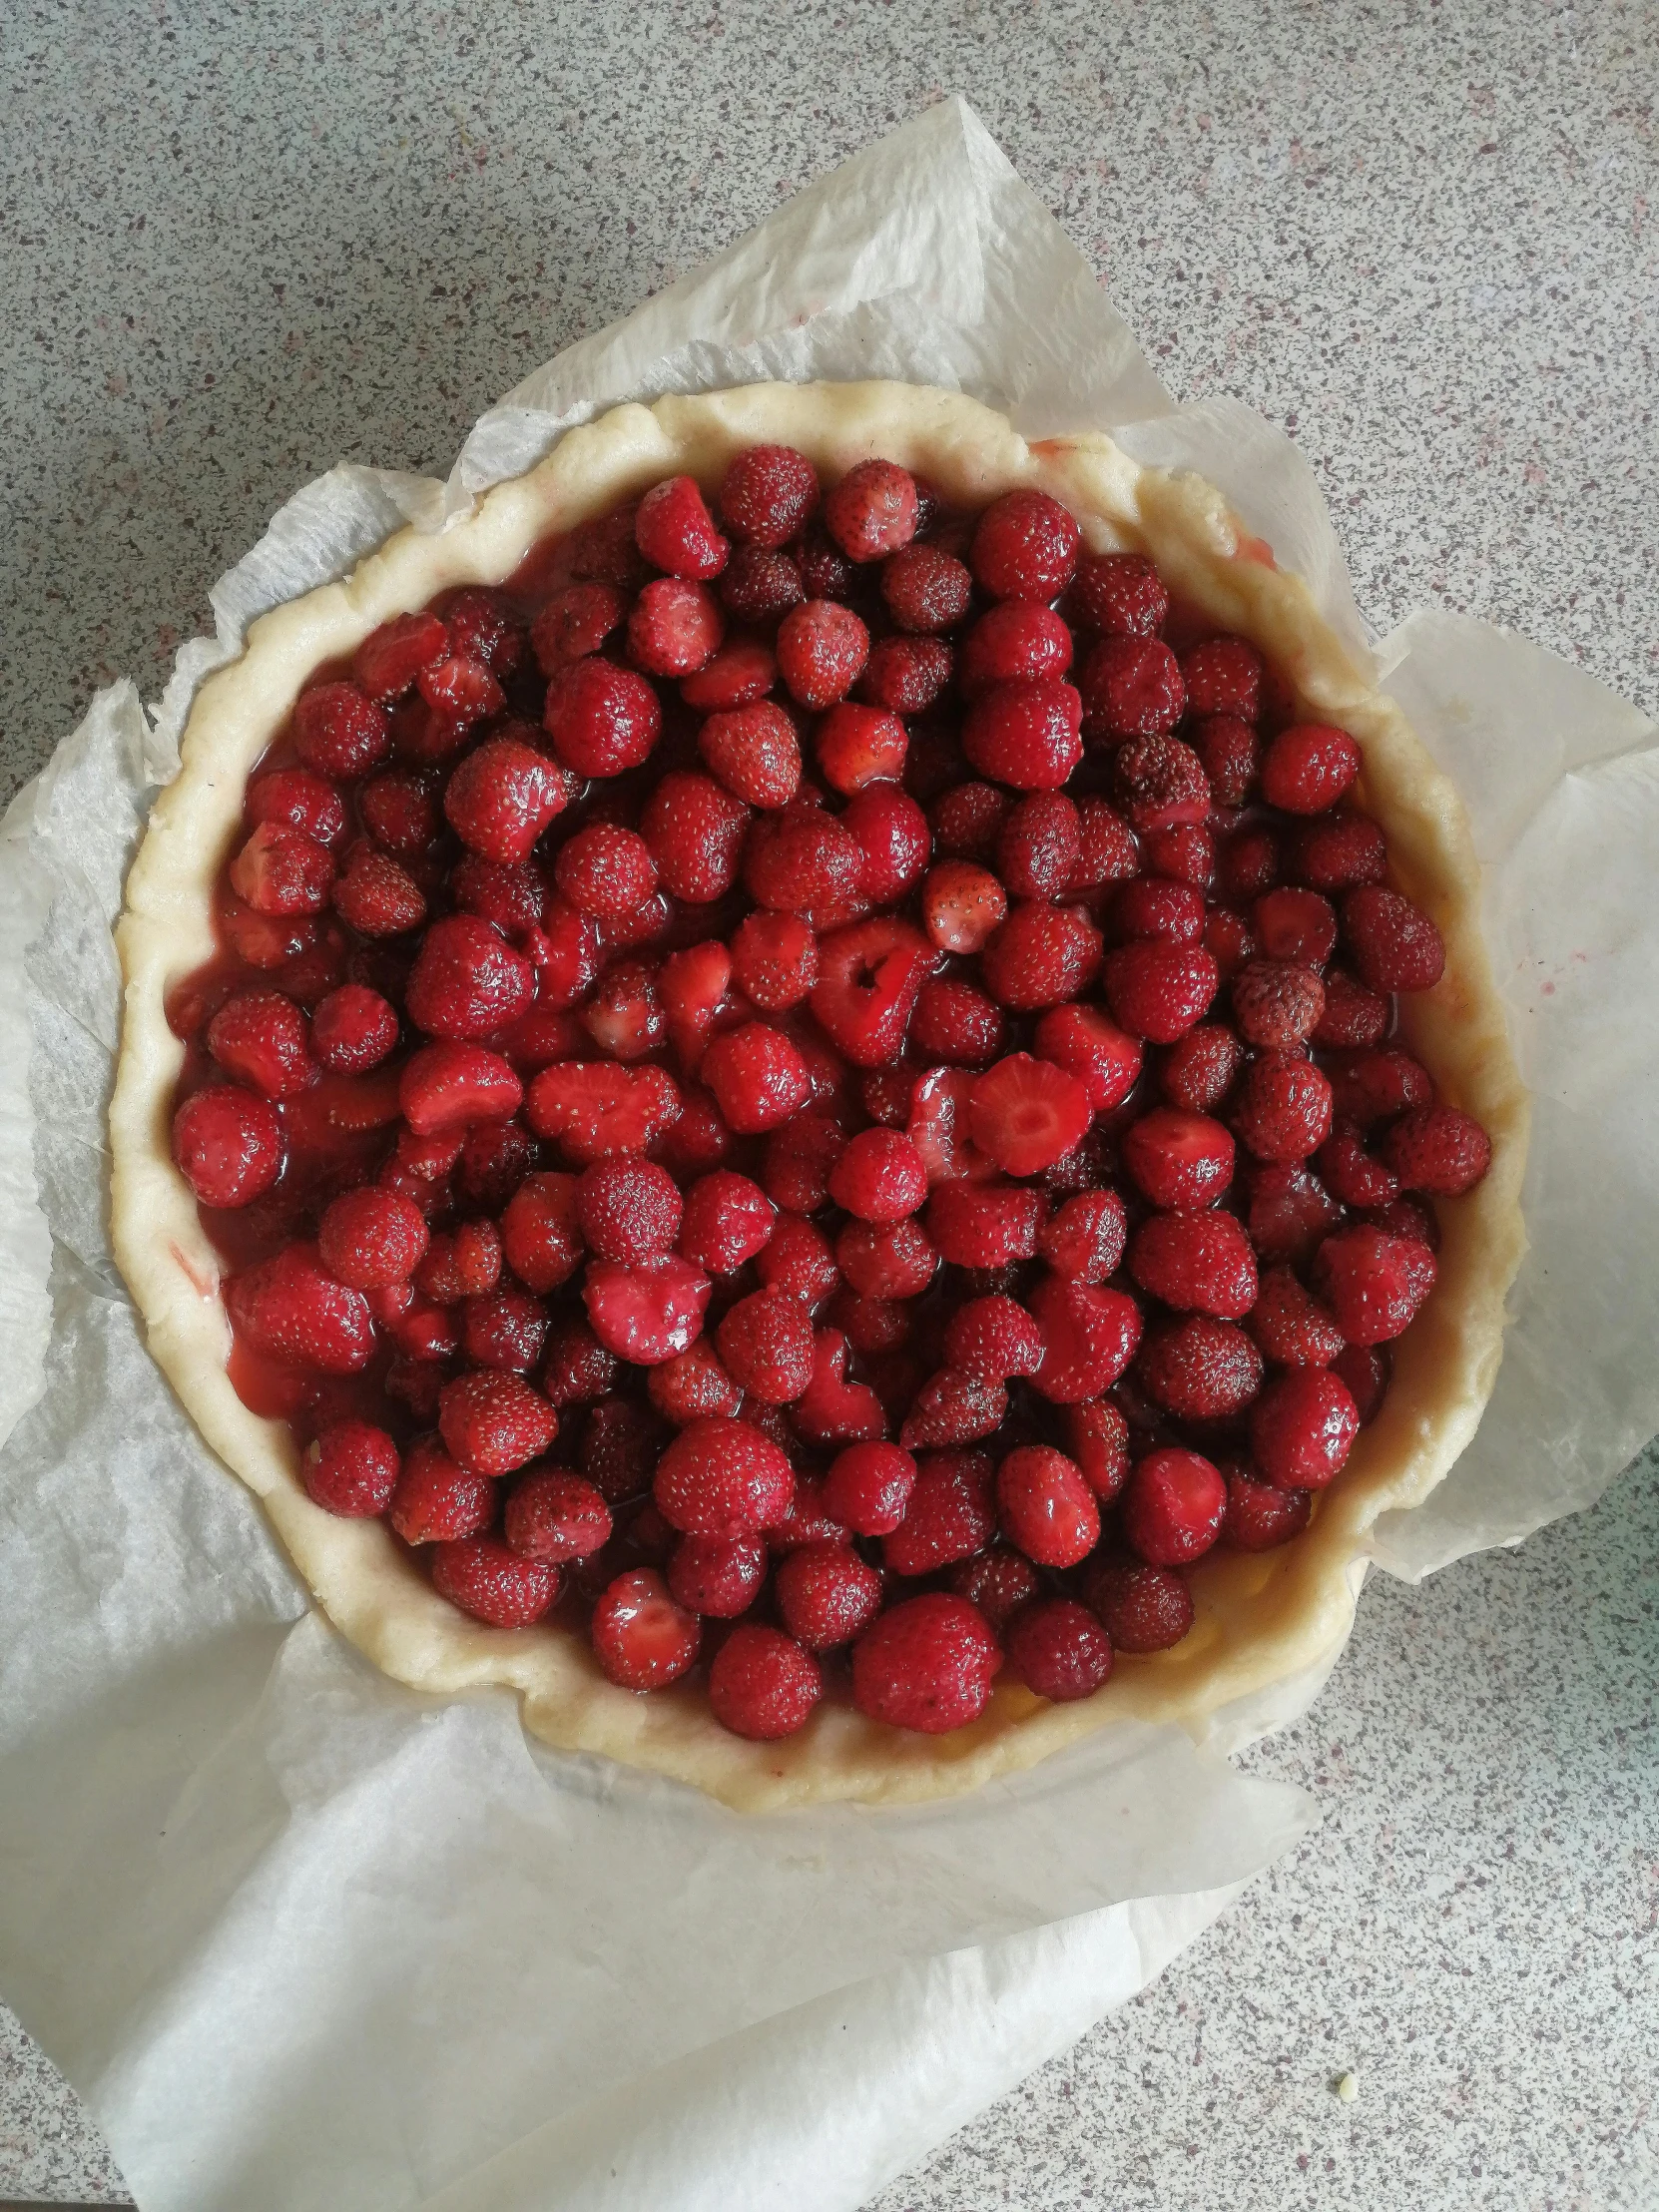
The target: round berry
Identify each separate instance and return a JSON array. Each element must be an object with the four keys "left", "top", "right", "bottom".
[
  {"left": 1007, "top": 1598, "right": 1114, "bottom": 1702},
  {"left": 302, "top": 1420, "right": 400, "bottom": 1517},
  {"left": 1120, "top": 1447, "right": 1227, "bottom": 1566},
  {"left": 709, "top": 1622, "right": 822, "bottom": 1738},
  {"left": 171, "top": 1084, "right": 283, "bottom": 1208},
  {"left": 591, "top": 1567, "right": 701, "bottom": 1690},
  {"left": 851, "top": 1592, "right": 1003, "bottom": 1734}
]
